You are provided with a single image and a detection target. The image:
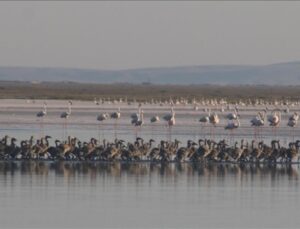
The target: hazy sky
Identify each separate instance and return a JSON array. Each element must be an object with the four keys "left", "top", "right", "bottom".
[{"left": 0, "top": 1, "right": 300, "bottom": 70}]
